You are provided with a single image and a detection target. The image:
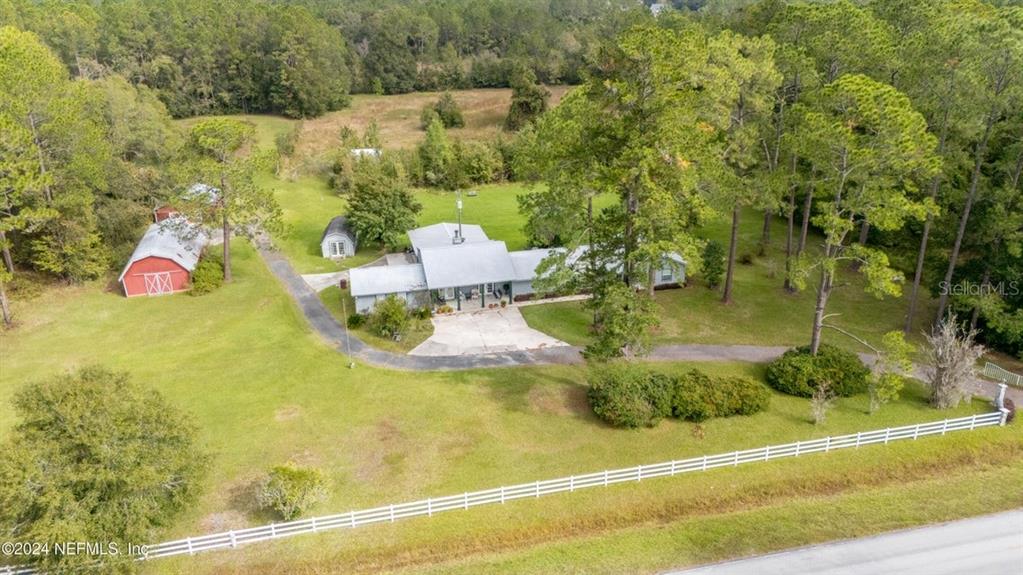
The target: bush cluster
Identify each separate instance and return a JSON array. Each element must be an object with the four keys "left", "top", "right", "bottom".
[
  {"left": 189, "top": 252, "right": 223, "bottom": 296},
  {"left": 421, "top": 92, "right": 464, "bottom": 129},
  {"left": 347, "top": 313, "right": 366, "bottom": 328},
  {"left": 255, "top": 463, "right": 327, "bottom": 521},
  {"left": 765, "top": 344, "right": 870, "bottom": 397},
  {"left": 587, "top": 365, "right": 771, "bottom": 428},
  {"left": 367, "top": 295, "right": 410, "bottom": 339}
]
